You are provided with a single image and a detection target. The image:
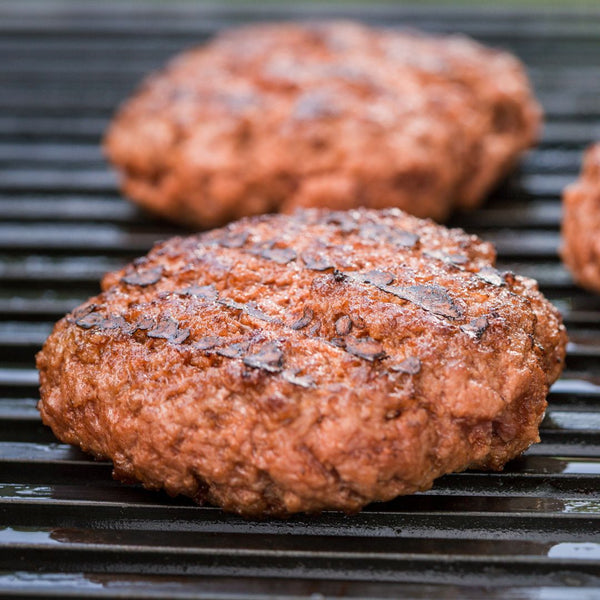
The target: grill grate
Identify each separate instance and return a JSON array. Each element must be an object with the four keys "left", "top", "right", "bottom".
[{"left": 1, "top": 2, "right": 600, "bottom": 598}]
